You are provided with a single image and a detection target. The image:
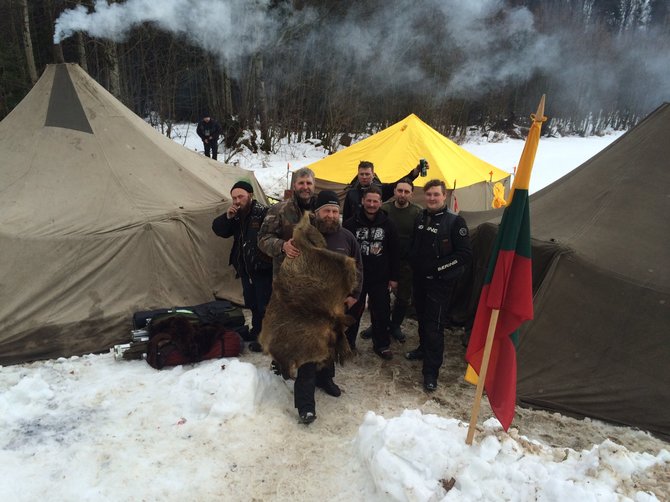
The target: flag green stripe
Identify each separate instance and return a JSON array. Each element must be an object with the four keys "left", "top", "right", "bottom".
[{"left": 483, "top": 188, "right": 531, "bottom": 285}]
